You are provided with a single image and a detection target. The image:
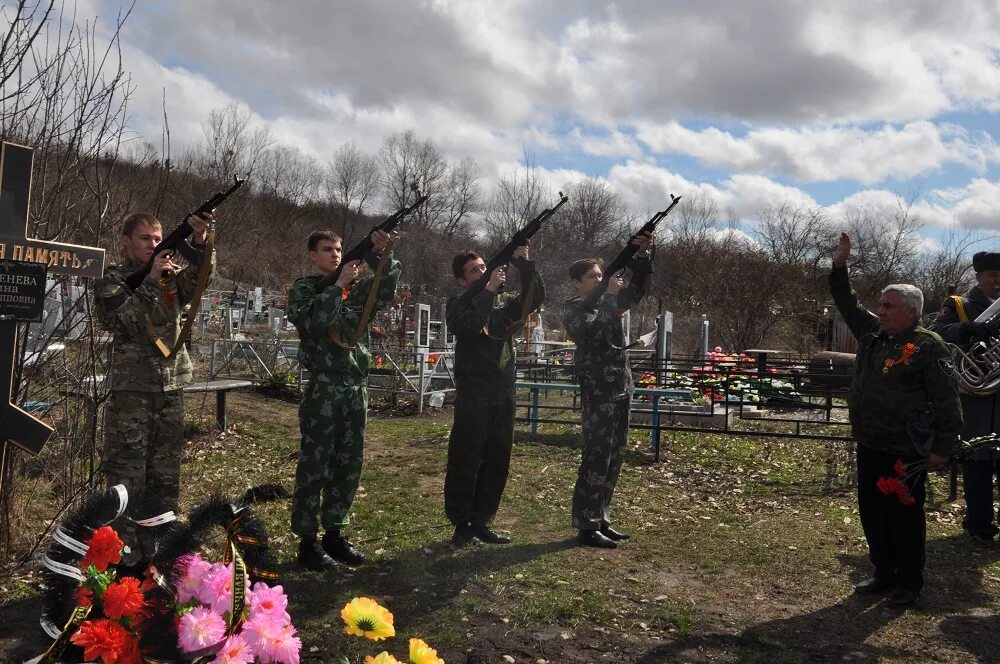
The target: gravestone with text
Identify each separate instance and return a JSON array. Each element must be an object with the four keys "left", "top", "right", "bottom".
[{"left": 0, "top": 141, "right": 105, "bottom": 497}]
